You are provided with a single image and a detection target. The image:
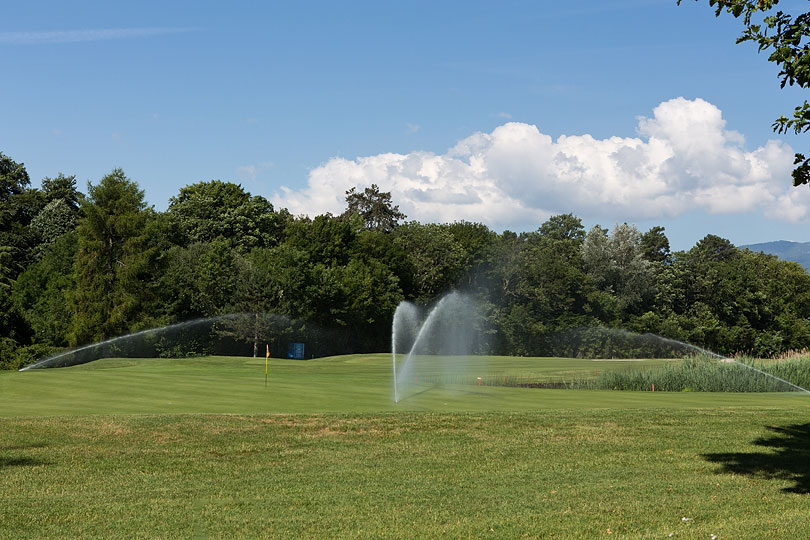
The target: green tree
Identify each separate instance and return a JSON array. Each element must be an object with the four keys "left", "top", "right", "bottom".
[
  {"left": 343, "top": 184, "right": 406, "bottom": 232},
  {"left": 649, "top": 234, "right": 810, "bottom": 355},
  {"left": 71, "top": 169, "right": 160, "bottom": 344},
  {"left": 582, "top": 223, "right": 656, "bottom": 316},
  {"left": 446, "top": 221, "right": 497, "bottom": 287},
  {"left": 680, "top": 0, "right": 810, "bottom": 185},
  {"left": 12, "top": 232, "right": 77, "bottom": 346},
  {"left": 286, "top": 214, "right": 355, "bottom": 267},
  {"left": 167, "top": 180, "right": 287, "bottom": 251},
  {"left": 393, "top": 222, "right": 467, "bottom": 301},
  {"left": 0, "top": 151, "right": 30, "bottom": 202},
  {"left": 335, "top": 256, "right": 403, "bottom": 350},
  {"left": 30, "top": 199, "right": 78, "bottom": 253},
  {"left": 0, "top": 245, "right": 32, "bottom": 362},
  {"left": 158, "top": 239, "right": 238, "bottom": 321},
  {"left": 493, "top": 216, "right": 599, "bottom": 356},
  {"left": 25, "top": 173, "right": 83, "bottom": 258},
  {"left": 539, "top": 213, "right": 586, "bottom": 243},
  {"left": 0, "top": 151, "right": 40, "bottom": 361},
  {"left": 219, "top": 251, "right": 276, "bottom": 357},
  {"left": 639, "top": 226, "right": 671, "bottom": 263},
  {"left": 0, "top": 153, "right": 42, "bottom": 279},
  {"left": 351, "top": 228, "right": 415, "bottom": 298},
  {"left": 41, "top": 173, "right": 82, "bottom": 210}
]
